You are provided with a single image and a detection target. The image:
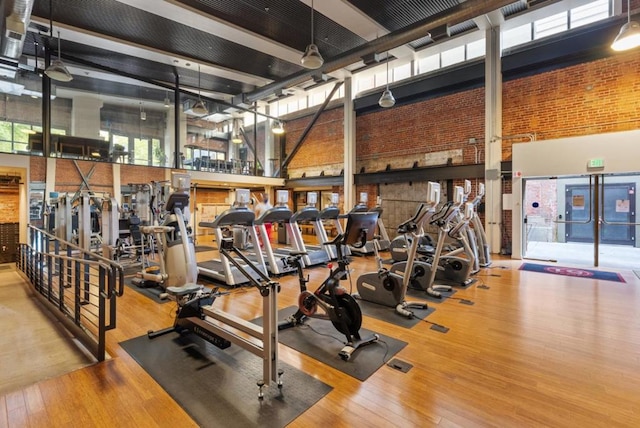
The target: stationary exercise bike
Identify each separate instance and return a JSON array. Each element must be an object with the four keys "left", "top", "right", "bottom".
[
  {"left": 279, "top": 212, "right": 380, "bottom": 361},
  {"left": 354, "top": 218, "right": 429, "bottom": 318}
]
